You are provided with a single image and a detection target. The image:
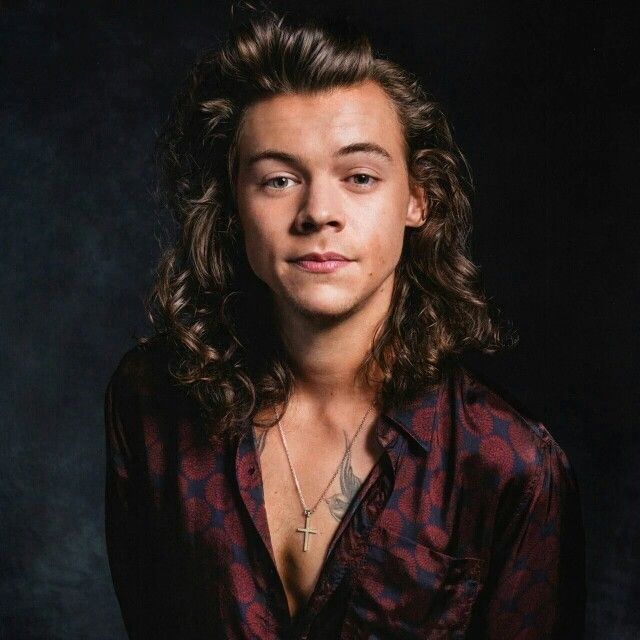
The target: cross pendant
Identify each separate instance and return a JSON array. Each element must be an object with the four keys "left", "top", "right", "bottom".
[{"left": 296, "top": 509, "right": 317, "bottom": 552}]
